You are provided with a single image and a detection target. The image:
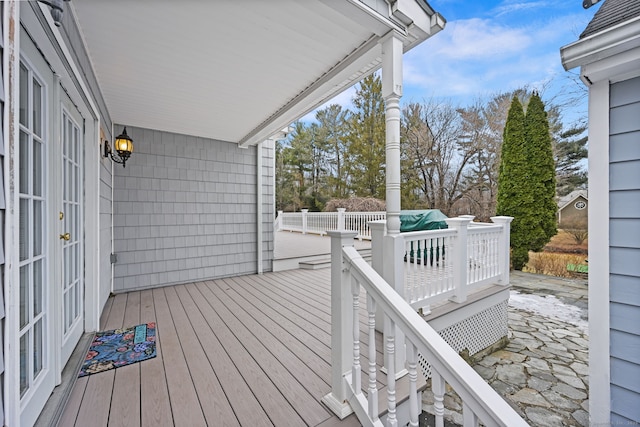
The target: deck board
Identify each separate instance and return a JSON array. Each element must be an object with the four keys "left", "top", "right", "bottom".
[
  {"left": 59, "top": 269, "right": 384, "bottom": 426},
  {"left": 139, "top": 289, "right": 173, "bottom": 427},
  {"left": 164, "top": 286, "right": 238, "bottom": 425},
  {"left": 109, "top": 292, "right": 141, "bottom": 427},
  {"left": 196, "top": 279, "right": 331, "bottom": 424}
]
